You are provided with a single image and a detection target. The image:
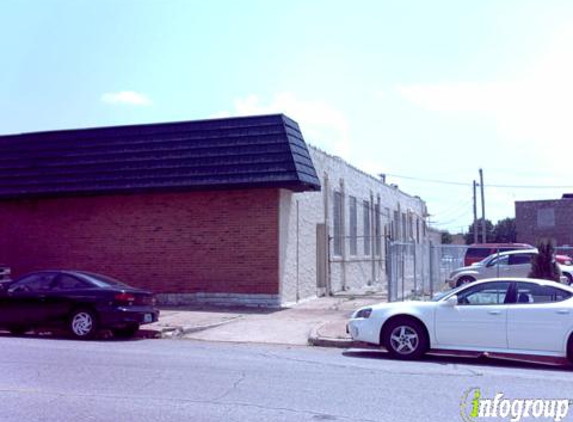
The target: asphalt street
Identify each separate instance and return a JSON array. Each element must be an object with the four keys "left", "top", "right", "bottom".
[{"left": 0, "top": 335, "right": 572, "bottom": 422}]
